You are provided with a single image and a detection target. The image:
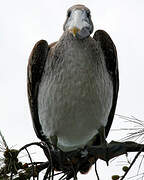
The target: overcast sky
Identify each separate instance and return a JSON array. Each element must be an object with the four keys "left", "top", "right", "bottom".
[{"left": 0, "top": 0, "right": 144, "bottom": 179}]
